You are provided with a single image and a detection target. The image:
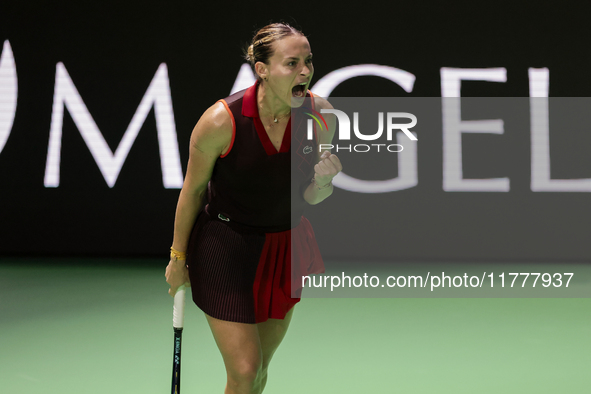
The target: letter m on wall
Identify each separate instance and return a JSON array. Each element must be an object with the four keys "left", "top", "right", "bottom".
[{"left": 44, "top": 63, "right": 184, "bottom": 188}]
